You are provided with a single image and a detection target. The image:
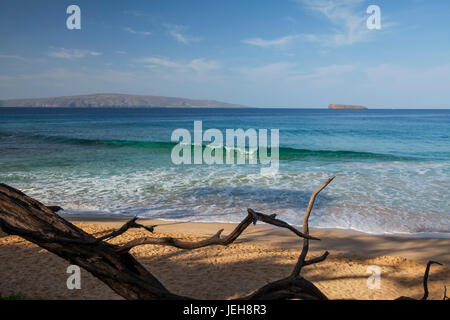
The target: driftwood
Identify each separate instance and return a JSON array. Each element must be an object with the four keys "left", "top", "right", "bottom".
[
  {"left": 396, "top": 261, "right": 443, "bottom": 300},
  {"left": 0, "top": 179, "right": 443, "bottom": 300}
]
